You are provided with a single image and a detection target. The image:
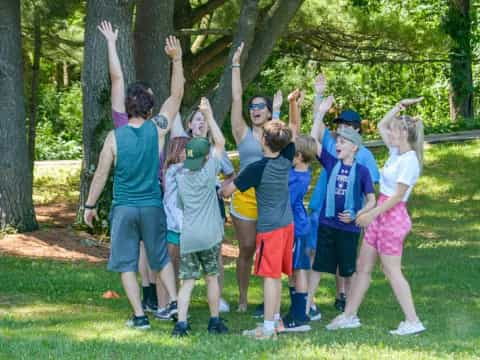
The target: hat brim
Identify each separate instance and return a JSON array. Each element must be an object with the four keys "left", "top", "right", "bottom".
[
  {"left": 184, "top": 157, "right": 205, "bottom": 171},
  {"left": 334, "top": 117, "right": 360, "bottom": 124}
]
